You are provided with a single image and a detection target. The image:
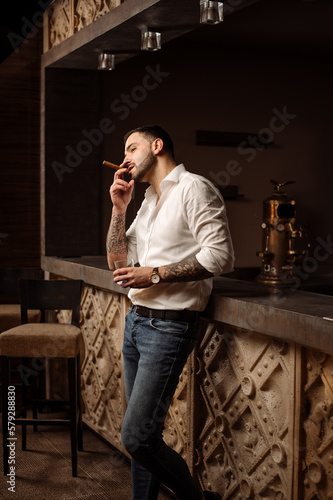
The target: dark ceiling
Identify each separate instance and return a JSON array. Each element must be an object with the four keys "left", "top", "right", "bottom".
[
  {"left": 1, "top": 0, "right": 332, "bottom": 66},
  {"left": 175, "top": 0, "right": 333, "bottom": 62}
]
